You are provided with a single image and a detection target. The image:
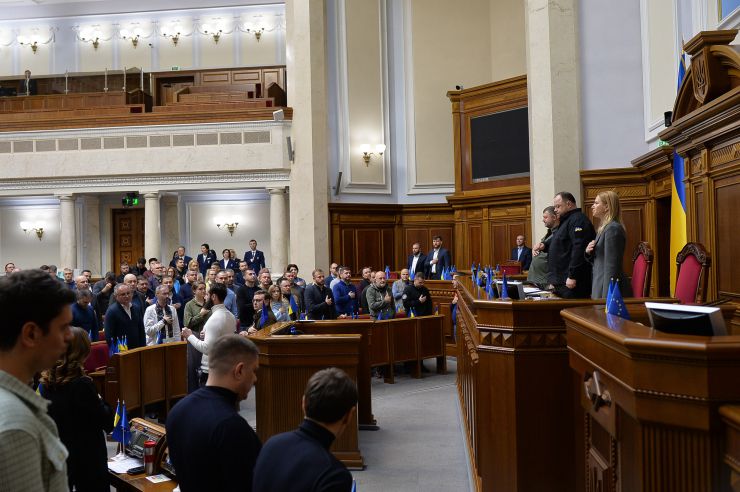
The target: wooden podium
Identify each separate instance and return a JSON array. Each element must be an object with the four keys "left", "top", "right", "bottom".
[
  {"left": 251, "top": 328, "right": 364, "bottom": 468},
  {"left": 455, "top": 276, "right": 676, "bottom": 492},
  {"left": 563, "top": 305, "right": 740, "bottom": 492}
]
